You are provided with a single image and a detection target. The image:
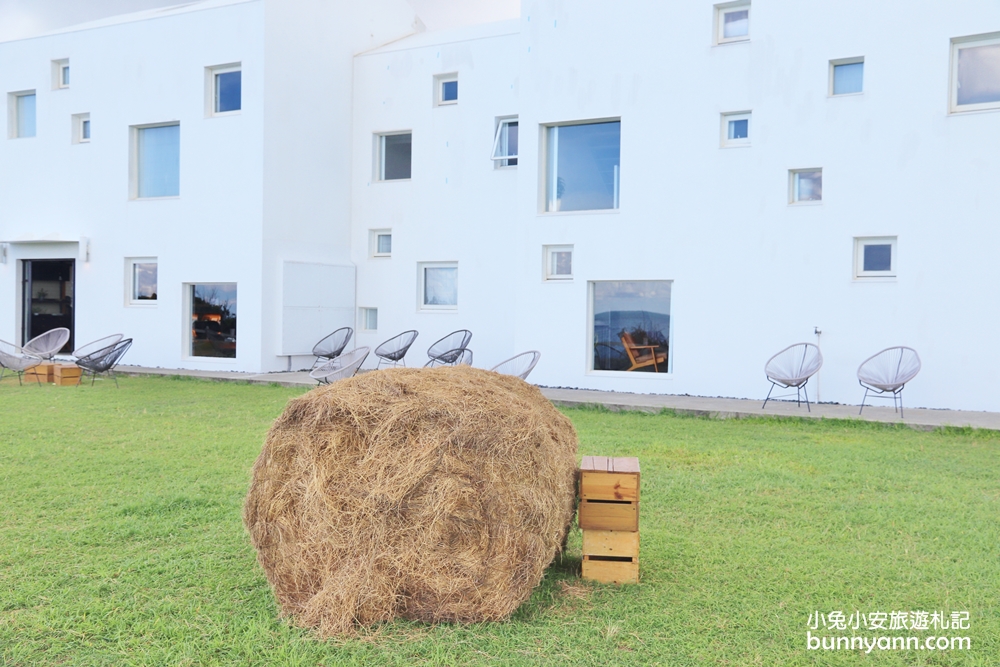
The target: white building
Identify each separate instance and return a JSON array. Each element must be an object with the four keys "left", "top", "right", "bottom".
[{"left": 2, "top": 0, "right": 1000, "bottom": 411}]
